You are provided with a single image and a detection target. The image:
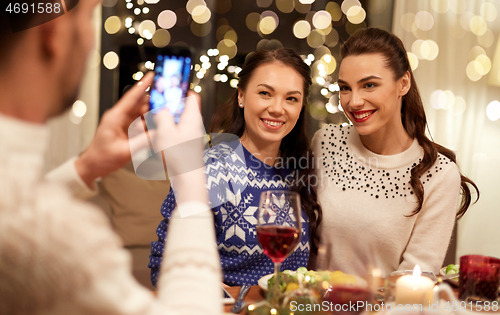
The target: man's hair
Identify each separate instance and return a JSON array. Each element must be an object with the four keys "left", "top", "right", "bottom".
[{"left": 0, "top": 5, "right": 16, "bottom": 59}]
